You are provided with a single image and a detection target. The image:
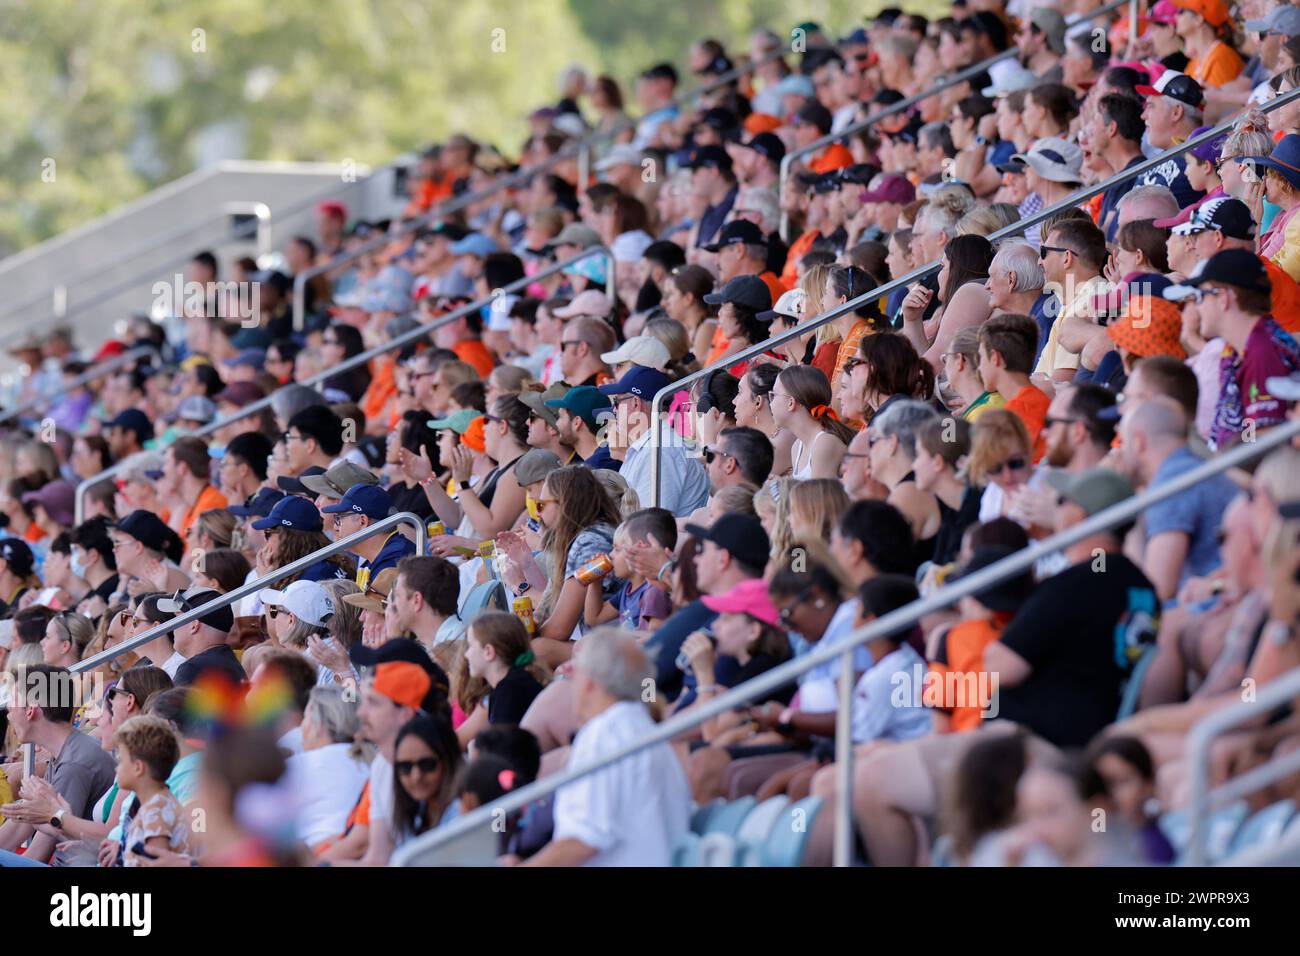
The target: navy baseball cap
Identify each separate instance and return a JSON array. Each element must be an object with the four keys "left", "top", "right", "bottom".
[
  {"left": 736, "top": 132, "right": 786, "bottom": 163},
  {"left": 684, "top": 145, "right": 733, "bottom": 174},
  {"left": 702, "top": 220, "right": 767, "bottom": 253},
  {"left": 321, "top": 483, "right": 393, "bottom": 520},
  {"left": 103, "top": 408, "right": 154, "bottom": 443},
  {"left": 278, "top": 465, "right": 328, "bottom": 497},
  {"left": 251, "top": 495, "right": 324, "bottom": 532},
  {"left": 229, "top": 487, "right": 285, "bottom": 518},
  {"left": 703, "top": 274, "right": 773, "bottom": 311},
  {"left": 598, "top": 365, "right": 675, "bottom": 400}
]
